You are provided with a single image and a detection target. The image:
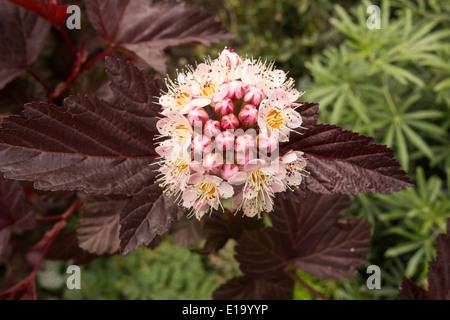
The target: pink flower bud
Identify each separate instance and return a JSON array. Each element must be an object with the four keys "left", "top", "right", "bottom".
[
  {"left": 203, "top": 153, "right": 224, "bottom": 174},
  {"left": 258, "top": 131, "right": 279, "bottom": 153},
  {"left": 236, "top": 151, "right": 255, "bottom": 165},
  {"left": 226, "top": 81, "right": 245, "bottom": 100},
  {"left": 222, "top": 114, "right": 239, "bottom": 130},
  {"left": 239, "top": 104, "right": 258, "bottom": 126},
  {"left": 243, "top": 87, "right": 264, "bottom": 106},
  {"left": 192, "top": 135, "right": 212, "bottom": 154},
  {"left": 214, "top": 99, "right": 234, "bottom": 116},
  {"left": 187, "top": 107, "right": 208, "bottom": 126},
  {"left": 235, "top": 134, "right": 255, "bottom": 153},
  {"left": 221, "top": 163, "right": 239, "bottom": 180},
  {"left": 215, "top": 131, "right": 235, "bottom": 151},
  {"left": 204, "top": 120, "right": 221, "bottom": 138},
  {"left": 220, "top": 49, "right": 242, "bottom": 68}
]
